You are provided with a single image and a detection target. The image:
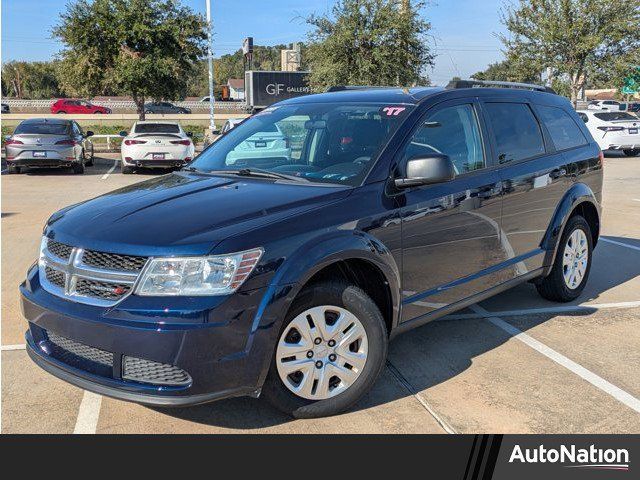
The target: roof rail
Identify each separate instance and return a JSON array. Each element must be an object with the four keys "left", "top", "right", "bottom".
[
  {"left": 446, "top": 79, "right": 556, "bottom": 94},
  {"left": 325, "top": 85, "right": 397, "bottom": 92}
]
